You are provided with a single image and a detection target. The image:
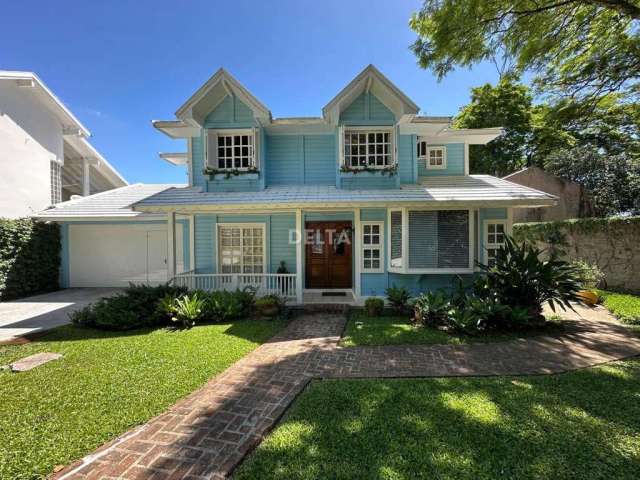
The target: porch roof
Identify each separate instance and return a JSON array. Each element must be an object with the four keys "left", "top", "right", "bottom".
[{"left": 134, "top": 175, "right": 556, "bottom": 212}]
